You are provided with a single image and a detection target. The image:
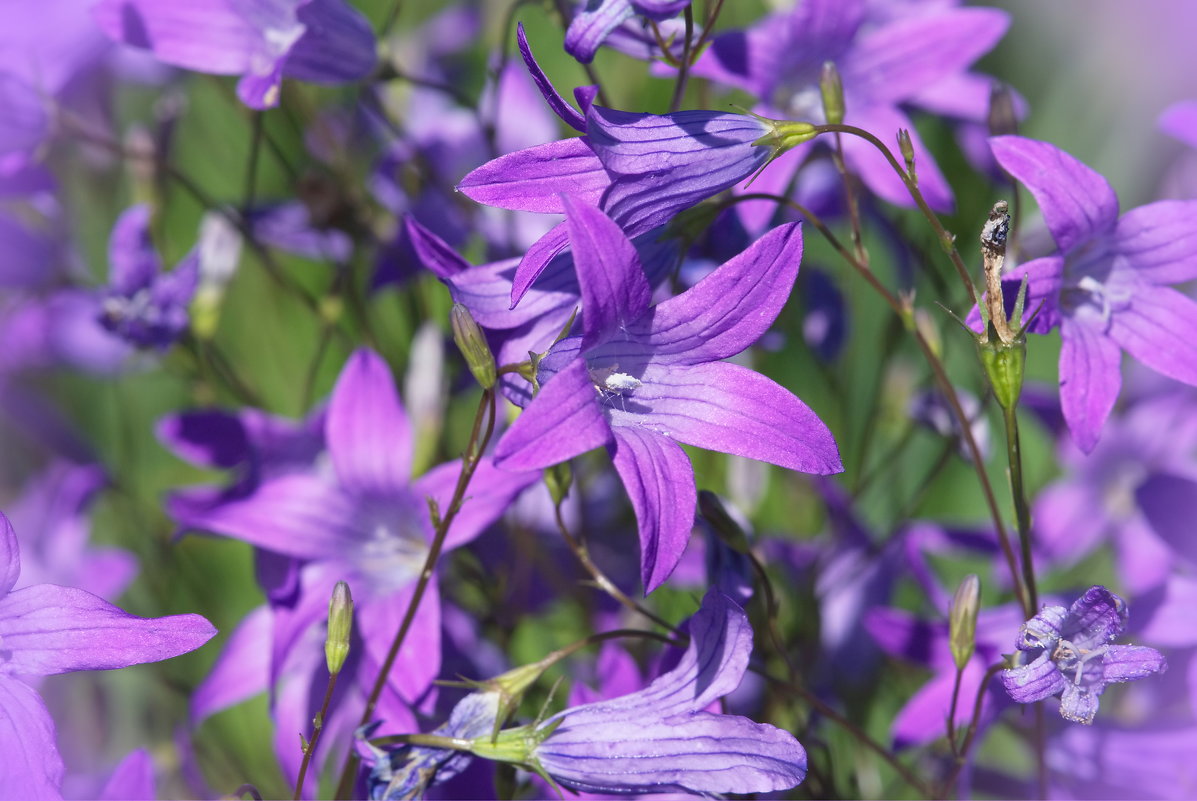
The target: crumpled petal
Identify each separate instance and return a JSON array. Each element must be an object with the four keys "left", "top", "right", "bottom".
[
  {"left": 0, "top": 583, "right": 215, "bottom": 675},
  {"left": 1100, "top": 644, "right": 1167, "bottom": 684},
  {"left": 608, "top": 425, "right": 696, "bottom": 593},
  {"left": 1058, "top": 309, "right": 1122, "bottom": 454},
  {"left": 1108, "top": 284, "right": 1197, "bottom": 387},
  {"left": 327, "top": 349, "right": 413, "bottom": 496},
  {"left": 990, "top": 135, "right": 1119, "bottom": 253},
  {"left": 1113, "top": 200, "right": 1197, "bottom": 284},
  {"left": 1059, "top": 682, "right": 1100, "bottom": 725},
  {"left": 1001, "top": 650, "right": 1067, "bottom": 703},
  {"left": 1062, "top": 585, "right": 1128, "bottom": 650},
  {"left": 0, "top": 675, "right": 62, "bottom": 800}
]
